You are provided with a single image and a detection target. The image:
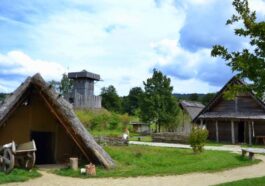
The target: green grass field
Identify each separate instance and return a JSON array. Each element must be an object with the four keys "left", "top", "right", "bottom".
[
  {"left": 54, "top": 145, "right": 259, "bottom": 178},
  {"left": 216, "top": 176, "right": 265, "bottom": 186},
  {"left": 0, "top": 169, "right": 41, "bottom": 185}
]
